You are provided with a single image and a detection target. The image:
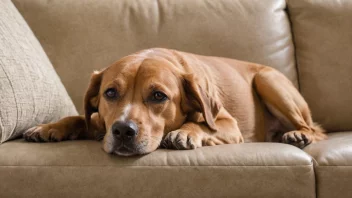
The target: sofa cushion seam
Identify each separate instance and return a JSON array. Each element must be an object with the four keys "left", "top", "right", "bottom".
[{"left": 0, "top": 164, "right": 314, "bottom": 167}]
